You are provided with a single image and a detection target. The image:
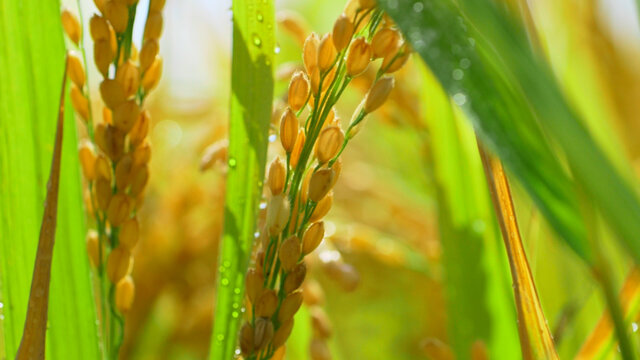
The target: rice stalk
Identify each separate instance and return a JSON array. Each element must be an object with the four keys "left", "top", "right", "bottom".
[
  {"left": 238, "top": 1, "right": 410, "bottom": 358},
  {"left": 60, "top": 1, "right": 165, "bottom": 357}
]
